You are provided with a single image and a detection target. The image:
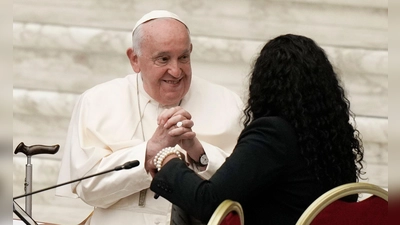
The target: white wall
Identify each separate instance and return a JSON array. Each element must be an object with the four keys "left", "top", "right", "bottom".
[{"left": 13, "top": 1, "right": 388, "bottom": 224}]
